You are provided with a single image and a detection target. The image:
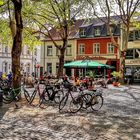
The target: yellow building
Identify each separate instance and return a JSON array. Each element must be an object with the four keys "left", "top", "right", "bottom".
[
  {"left": 125, "top": 28, "right": 140, "bottom": 82},
  {"left": 40, "top": 39, "right": 77, "bottom": 76}
]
